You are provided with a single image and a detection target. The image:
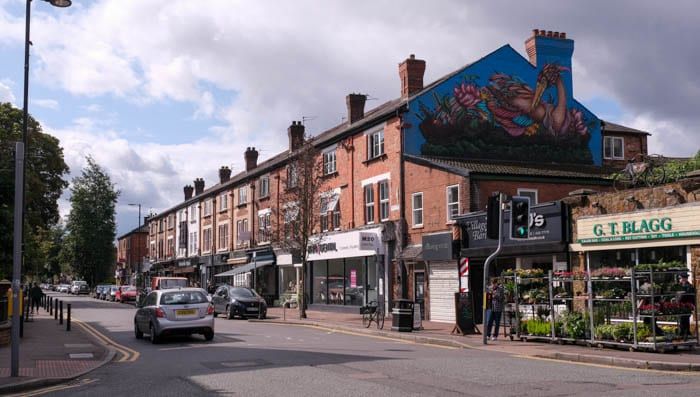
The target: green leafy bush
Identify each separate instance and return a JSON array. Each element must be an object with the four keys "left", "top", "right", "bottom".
[{"left": 525, "top": 319, "right": 551, "bottom": 336}]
